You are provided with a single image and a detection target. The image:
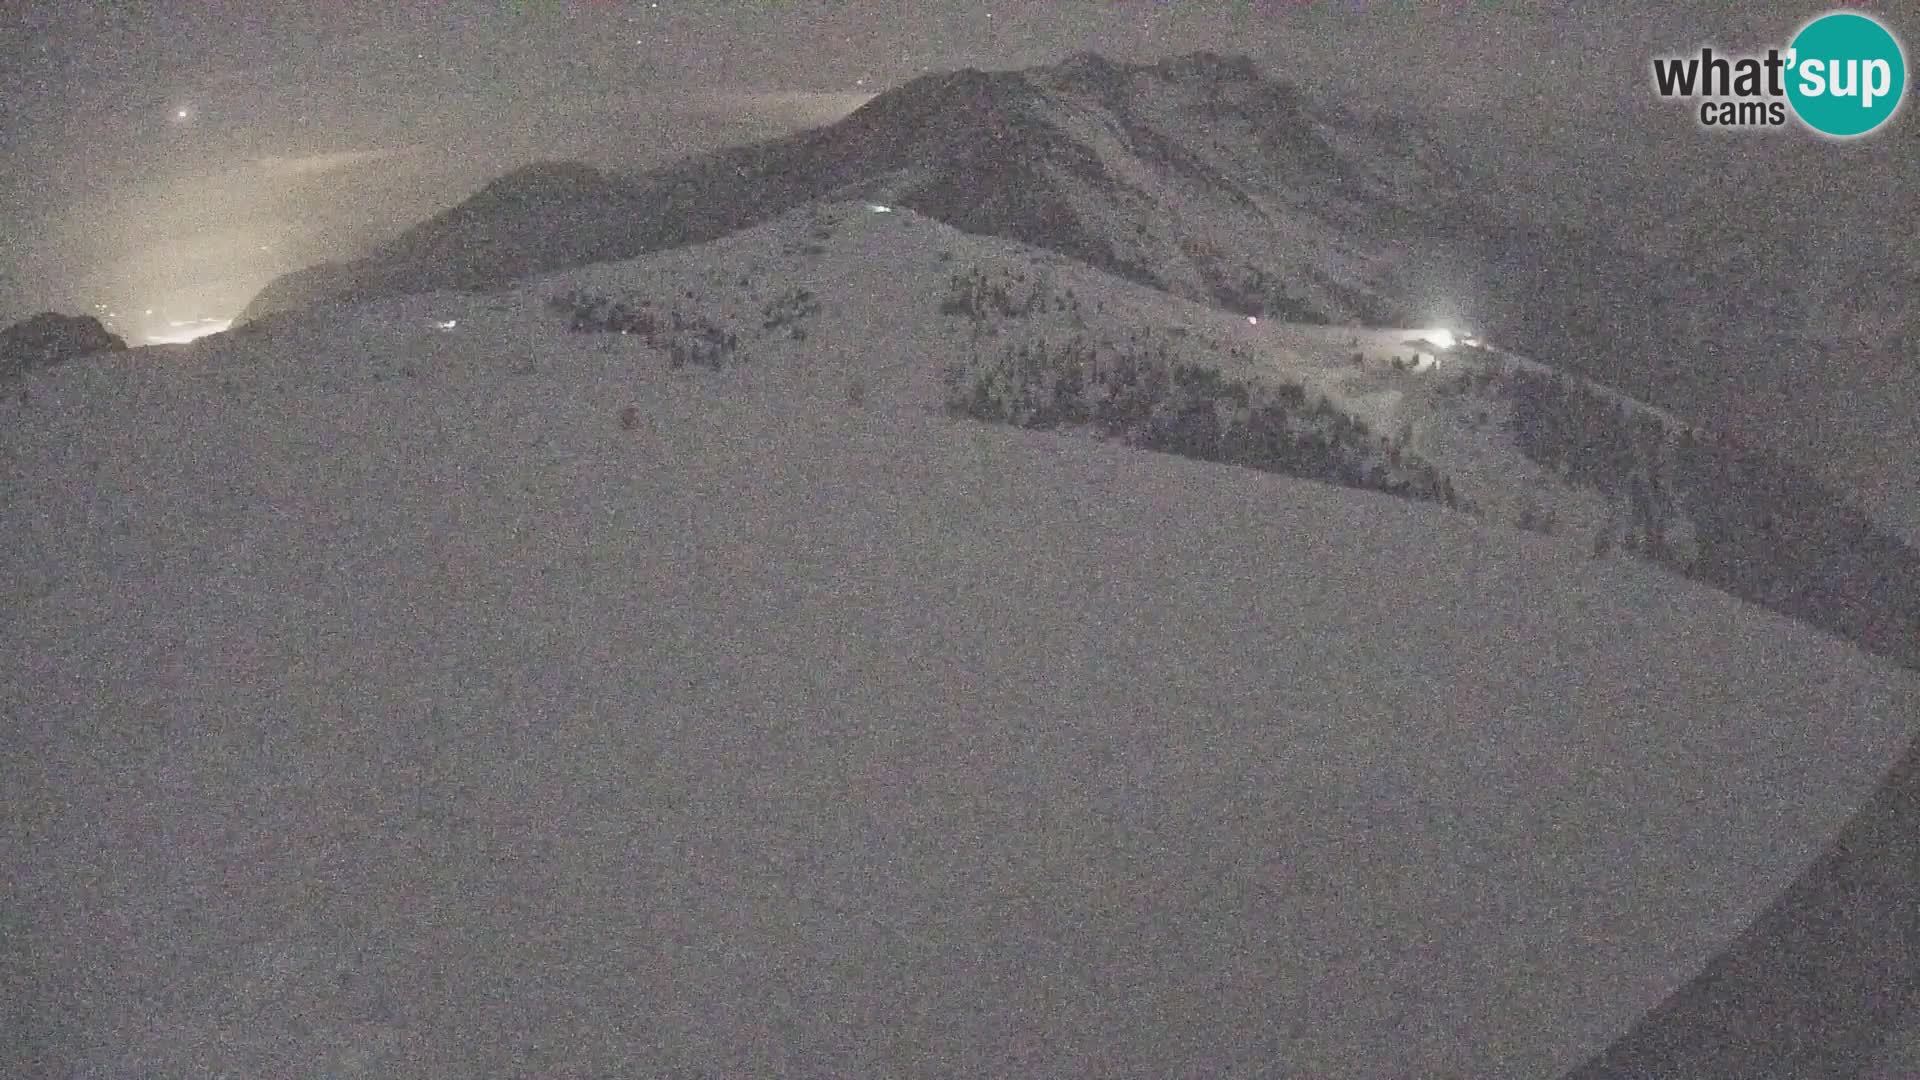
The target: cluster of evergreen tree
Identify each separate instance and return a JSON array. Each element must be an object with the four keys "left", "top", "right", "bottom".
[
  {"left": 1498, "top": 361, "right": 1920, "bottom": 671},
  {"left": 1670, "top": 433, "right": 1920, "bottom": 669},
  {"left": 1504, "top": 364, "right": 1683, "bottom": 556},
  {"left": 1201, "top": 263, "right": 1325, "bottom": 323},
  {"left": 548, "top": 290, "right": 659, "bottom": 336},
  {"left": 937, "top": 266, "right": 1082, "bottom": 325},
  {"left": 946, "top": 332, "right": 1461, "bottom": 509},
  {"left": 759, "top": 287, "right": 821, "bottom": 335},
  {"left": 546, "top": 290, "right": 738, "bottom": 370}
]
